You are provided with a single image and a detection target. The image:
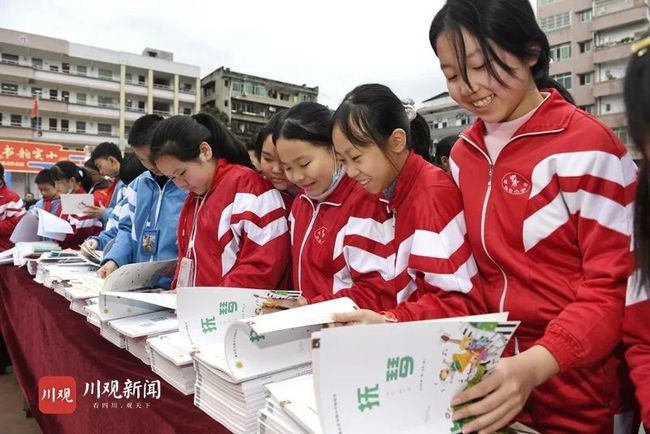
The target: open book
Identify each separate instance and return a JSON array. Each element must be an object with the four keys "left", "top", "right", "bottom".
[
  {"left": 11, "top": 209, "right": 73, "bottom": 243},
  {"left": 312, "top": 313, "right": 519, "bottom": 434}
]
